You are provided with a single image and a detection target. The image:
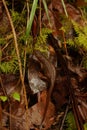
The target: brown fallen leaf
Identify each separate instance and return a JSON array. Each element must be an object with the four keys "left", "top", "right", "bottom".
[
  {"left": 9, "top": 91, "right": 55, "bottom": 130},
  {"left": 28, "top": 90, "right": 55, "bottom": 130}
]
